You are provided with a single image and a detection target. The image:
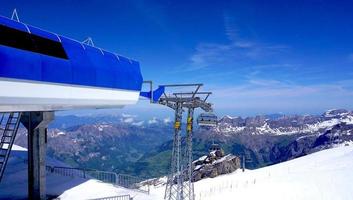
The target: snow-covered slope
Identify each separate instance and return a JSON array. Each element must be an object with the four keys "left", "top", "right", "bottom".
[
  {"left": 0, "top": 145, "right": 155, "bottom": 200},
  {"left": 5, "top": 144, "right": 352, "bottom": 200},
  {"left": 150, "top": 143, "right": 353, "bottom": 200}
]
